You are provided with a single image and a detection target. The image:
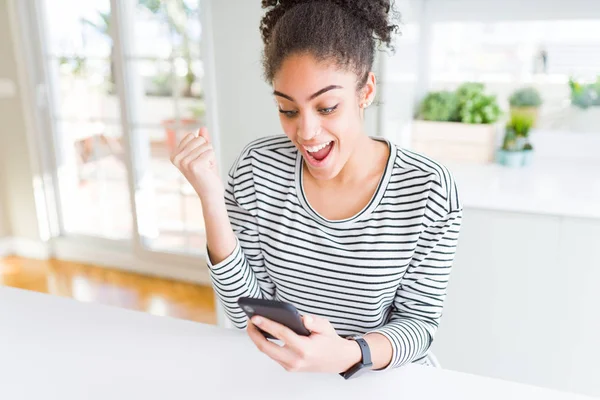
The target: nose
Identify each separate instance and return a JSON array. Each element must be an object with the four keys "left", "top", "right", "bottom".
[{"left": 297, "top": 113, "right": 321, "bottom": 142}]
